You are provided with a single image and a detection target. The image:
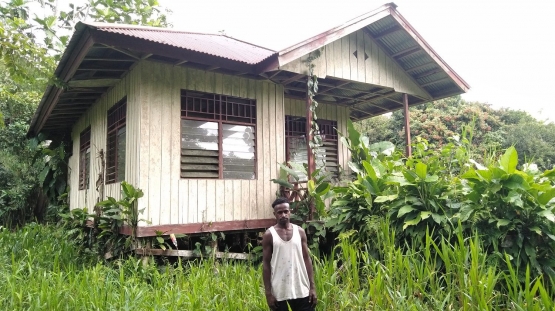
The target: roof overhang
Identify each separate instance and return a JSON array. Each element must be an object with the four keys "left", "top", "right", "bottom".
[
  {"left": 28, "top": 23, "right": 279, "bottom": 137},
  {"left": 29, "top": 3, "right": 469, "bottom": 137},
  {"left": 264, "top": 2, "right": 469, "bottom": 120}
]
